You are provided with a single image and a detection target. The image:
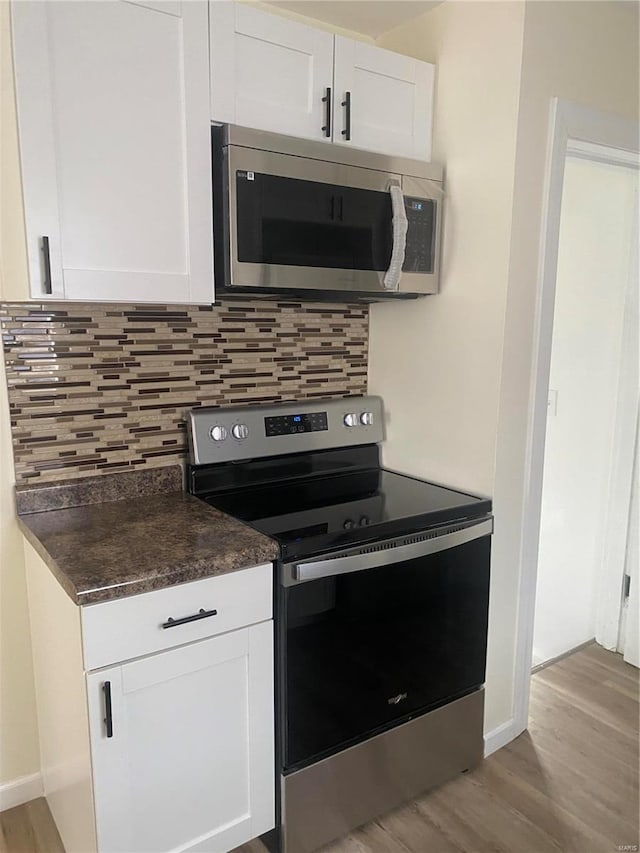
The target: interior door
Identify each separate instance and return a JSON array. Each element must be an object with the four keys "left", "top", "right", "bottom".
[
  {"left": 332, "top": 36, "right": 434, "bottom": 160},
  {"left": 12, "top": 0, "right": 213, "bottom": 303},
  {"left": 87, "top": 623, "right": 274, "bottom": 853},
  {"left": 210, "top": 2, "right": 334, "bottom": 142}
]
